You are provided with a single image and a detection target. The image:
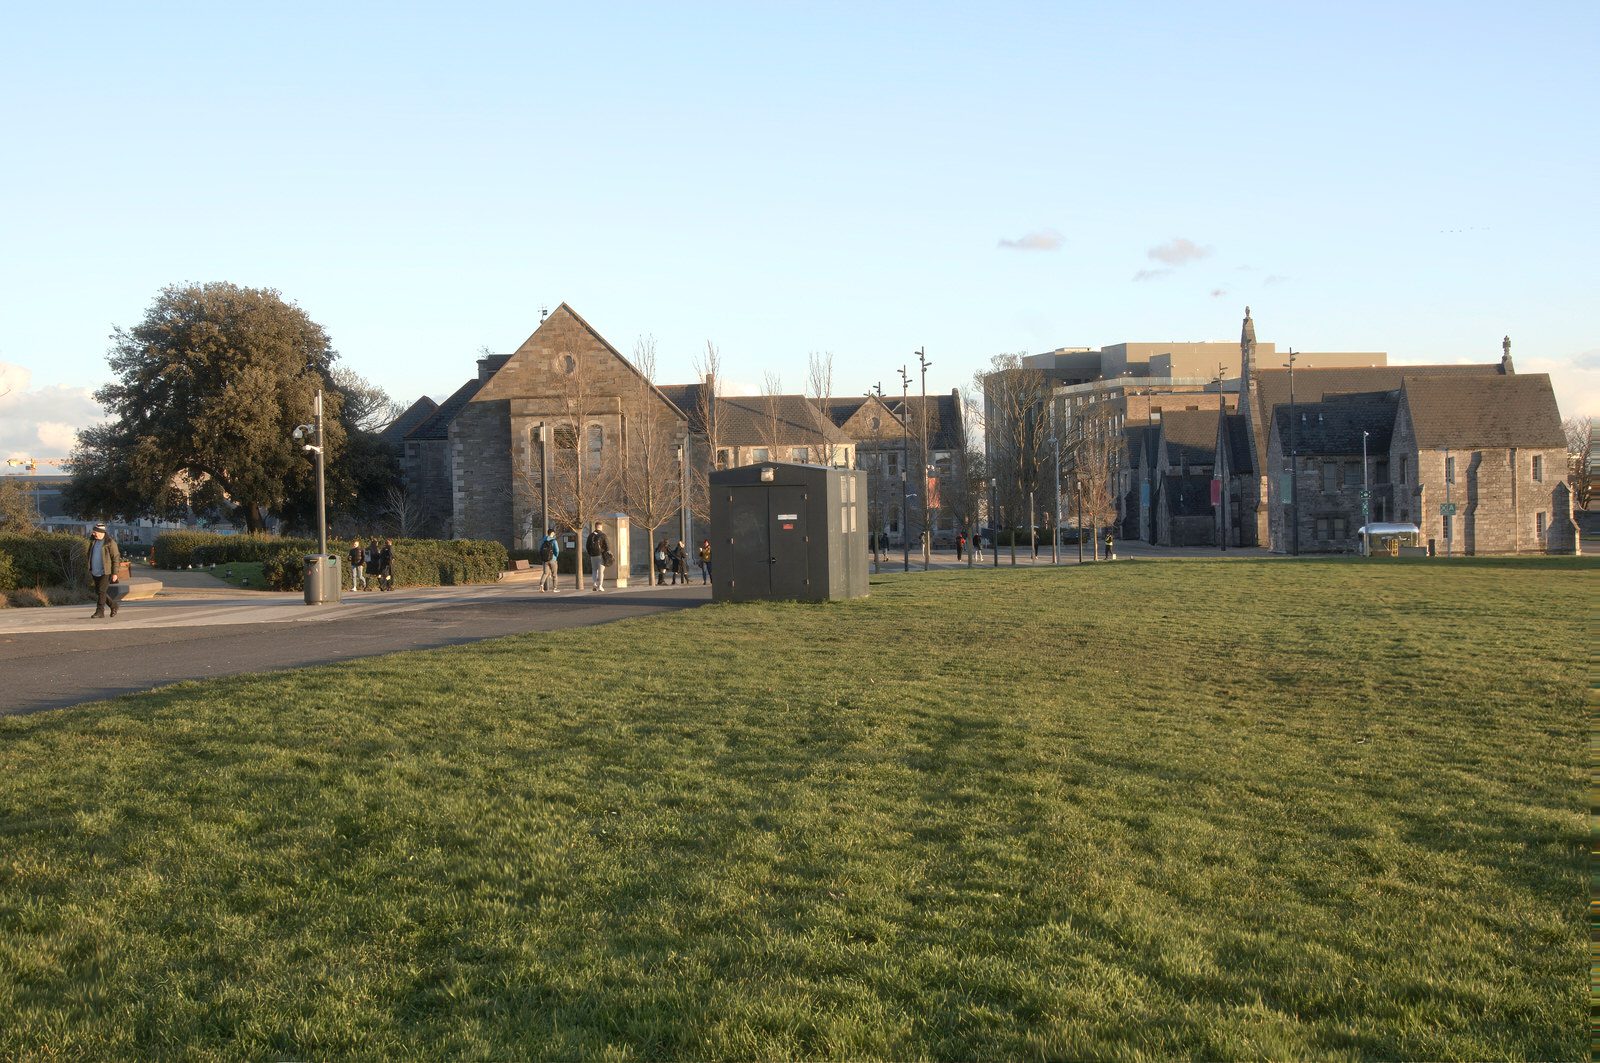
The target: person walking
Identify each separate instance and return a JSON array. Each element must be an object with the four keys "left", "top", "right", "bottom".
[
  {"left": 537, "top": 528, "right": 560, "bottom": 592},
  {"left": 1103, "top": 531, "right": 1115, "bottom": 561},
  {"left": 586, "top": 524, "right": 610, "bottom": 591},
  {"left": 955, "top": 532, "right": 966, "bottom": 562},
  {"left": 672, "top": 540, "right": 690, "bottom": 585},
  {"left": 654, "top": 539, "right": 669, "bottom": 586},
  {"left": 364, "top": 538, "right": 382, "bottom": 588},
  {"left": 85, "top": 522, "right": 122, "bottom": 619},
  {"left": 697, "top": 538, "right": 712, "bottom": 584},
  {"left": 972, "top": 530, "right": 983, "bottom": 562},
  {"left": 379, "top": 538, "right": 395, "bottom": 591},
  {"left": 348, "top": 538, "right": 367, "bottom": 591}
]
